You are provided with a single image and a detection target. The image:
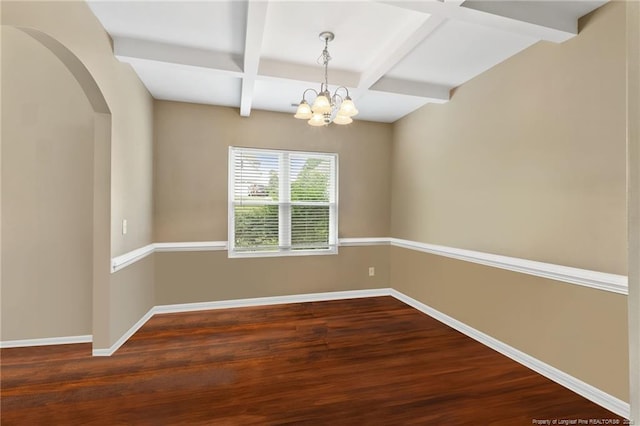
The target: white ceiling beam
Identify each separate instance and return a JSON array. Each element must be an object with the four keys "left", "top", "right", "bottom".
[
  {"left": 113, "top": 37, "right": 243, "bottom": 77},
  {"left": 371, "top": 77, "right": 450, "bottom": 103},
  {"left": 113, "top": 35, "right": 361, "bottom": 94},
  {"left": 461, "top": 1, "right": 577, "bottom": 37},
  {"left": 259, "top": 59, "right": 360, "bottom": 88},
  {"left": 240, "top": 0, "right": 269, "bottom": 117},
  {"left": 259, "top": 60, "right": 448, "bottom": 104},
  {"left": 380, "top": 1, "right": 578, "bottom": 42},
  {"left": 357, "top": 15, "right": 447, "bottom": 91}
]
